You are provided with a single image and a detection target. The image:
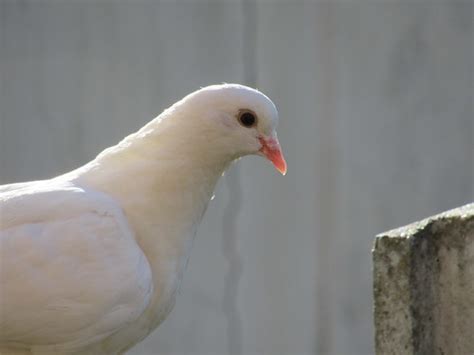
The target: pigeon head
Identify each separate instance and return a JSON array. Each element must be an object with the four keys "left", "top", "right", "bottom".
[{"left": 171, "top": 84, "right": 287, "bottom": 175}]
